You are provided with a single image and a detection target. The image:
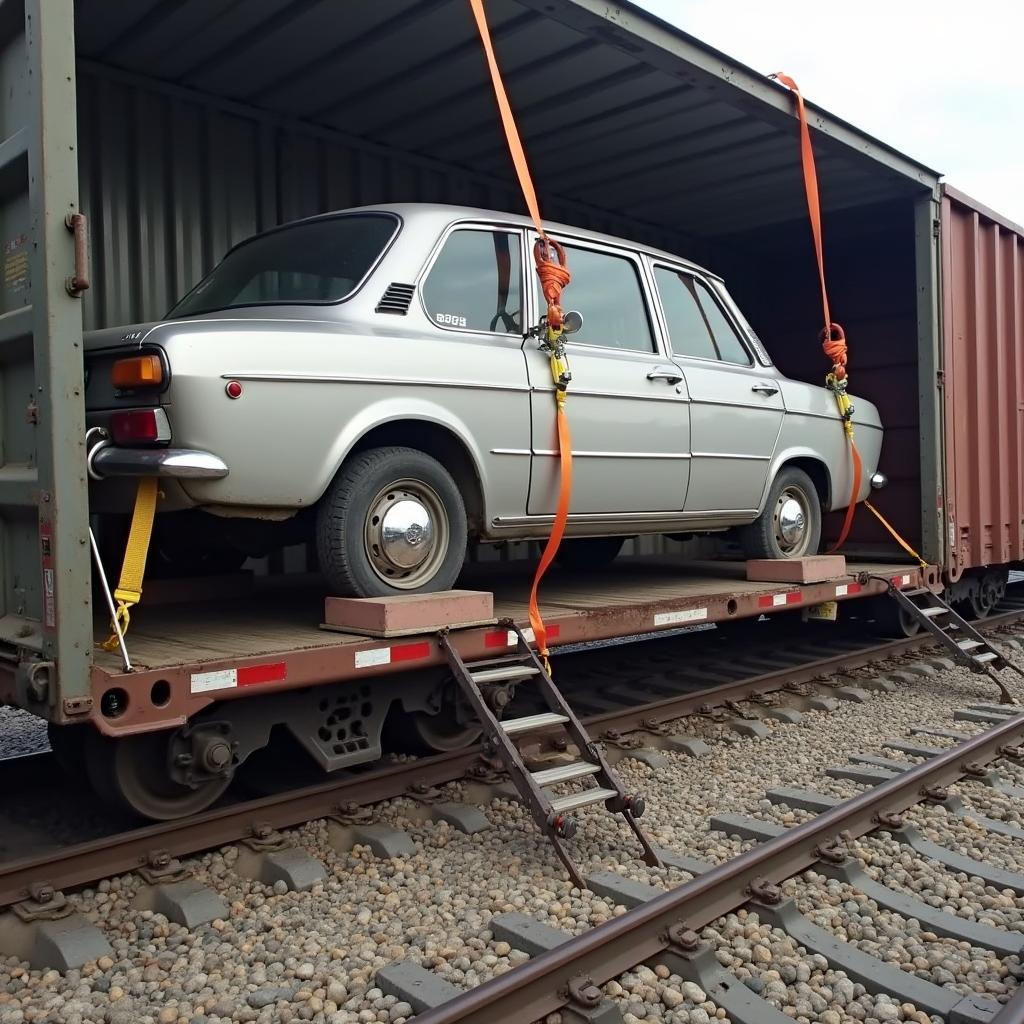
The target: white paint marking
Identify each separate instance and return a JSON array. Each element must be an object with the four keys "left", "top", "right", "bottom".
[
  {"left": 191, "top": 668, "right": 237, "bottom": 694},
  {"left": 654, "top": 607, "right": 708, "bottom": 626},
  {"left": 355, "top": 648, "right": 391, "bottom": 668}
]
